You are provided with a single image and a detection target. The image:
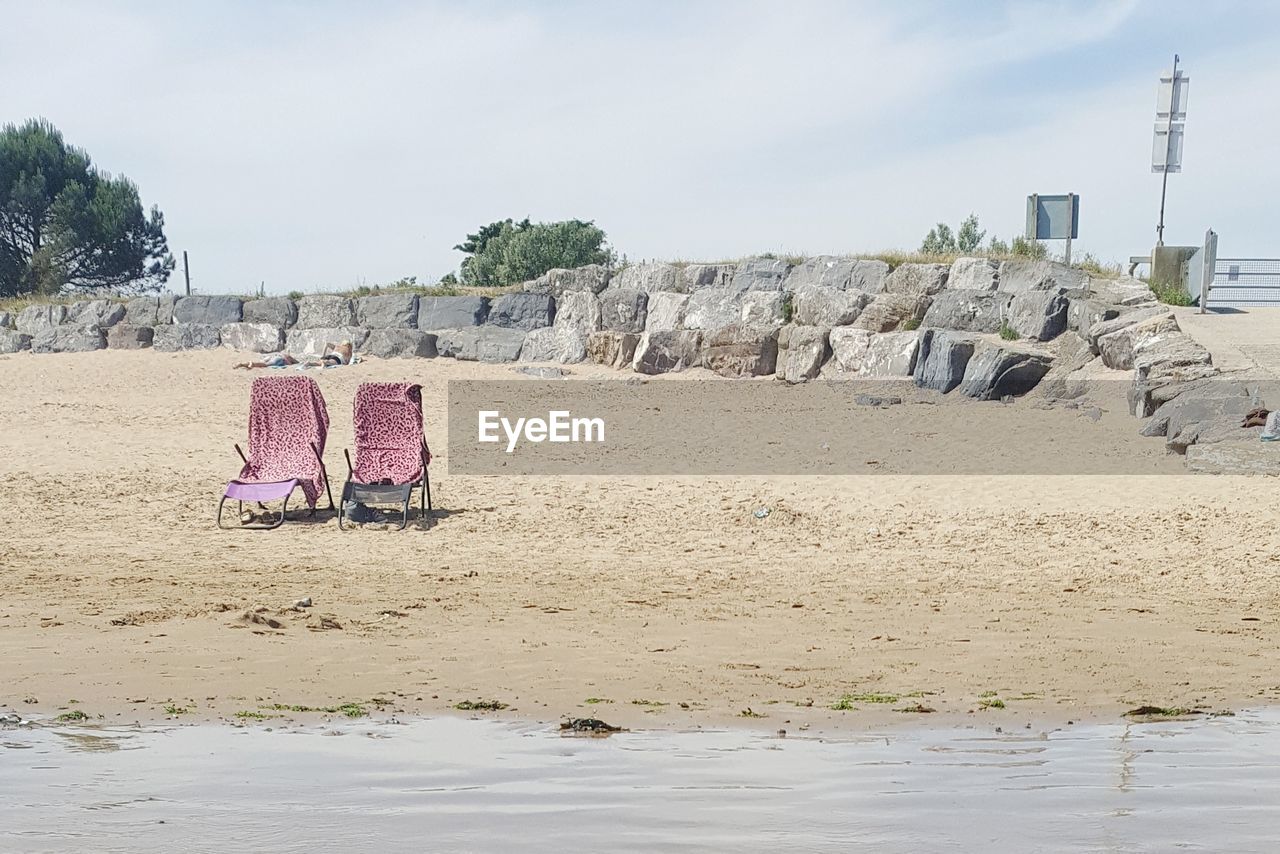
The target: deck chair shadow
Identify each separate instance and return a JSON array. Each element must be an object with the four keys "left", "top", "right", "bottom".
[
  {"left": 339, "top": 382, "right": 433, "bottom": 531},
  {"left": 217, "top": 375, "right": 335, "bottom": 530}
]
